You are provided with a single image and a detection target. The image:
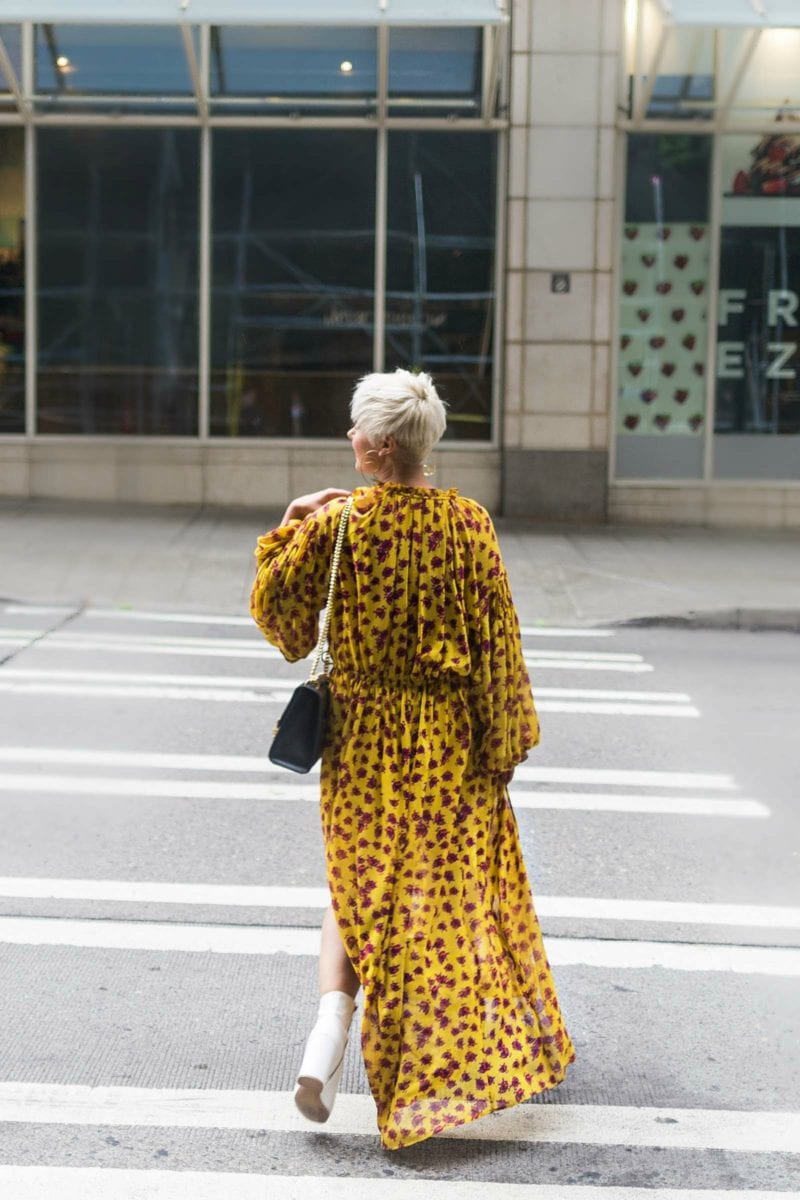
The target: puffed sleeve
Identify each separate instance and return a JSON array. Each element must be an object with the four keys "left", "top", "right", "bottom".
[
  {"left": 464, "top": 511, "right": 540, "bottom": 780},
  {"left": 249, "top": 502, "right": 339, "bottom": 662}
]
